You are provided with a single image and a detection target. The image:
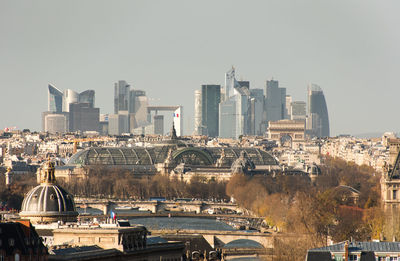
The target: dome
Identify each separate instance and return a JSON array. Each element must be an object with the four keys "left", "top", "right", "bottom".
[{"left": 19, "top": 161, "right": 78, "bottom": 223}]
